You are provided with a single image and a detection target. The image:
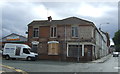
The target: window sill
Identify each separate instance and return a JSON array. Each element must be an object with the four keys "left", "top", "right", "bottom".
[
  {"left": 50, "top": 37, "right": 57, "bottom": 38},
  {"left": 48, "top": 53, "right": 59, "bottom": 55},
  {"left": 33, "top": 37, "right": 39, "bottom": 38},
  {"left": 71, "top": 37, "right": 79, "bottom": 39}
]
